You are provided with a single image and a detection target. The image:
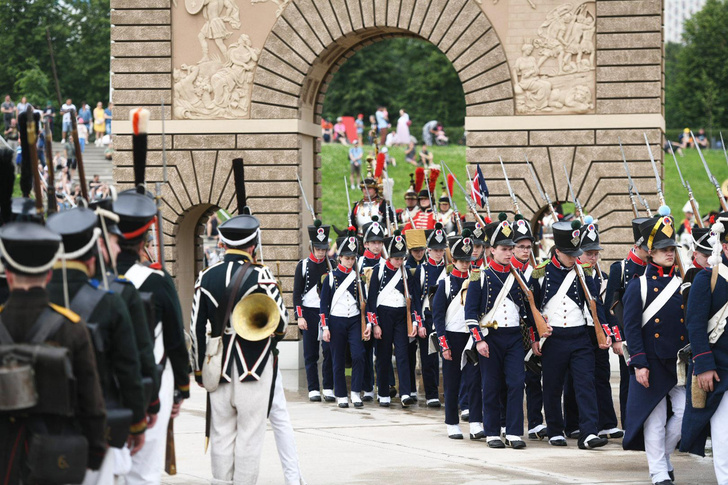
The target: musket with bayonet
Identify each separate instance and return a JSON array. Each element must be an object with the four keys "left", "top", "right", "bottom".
[
  {"left": 525, "top": 155, "right": 557, "bottom": 221},
  {"left": 442, "top": 161, "right": 488, "bottom": 228},
  {"left": 693, "top": 130, "right": 728, "bottom": 211},
  {"left": 643, "top": 133, "right": 687, "bottom": 278},
  {"left": 298, "top": 173, "right": 335, "bottom": 276},
  {"left": 440, "top": 162, "right": 463, "bottom": 234},
  {"left": 466, "top": 163, "right": 491, "bottom": 219},
  {"left": 562, "top": 164, "right": 584, "bottom": 221},
  {"left": 344, "top": 176, "right": 353, "bottom": 227},
  {"left": 499, "top": 157, "right": 522, "bottom": 216},
  {"left": 669, "top": 140, "right": 703, "bottom": 228},
  {"left": 619, "top": 138, "right": 651, "bottom": 217}
]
